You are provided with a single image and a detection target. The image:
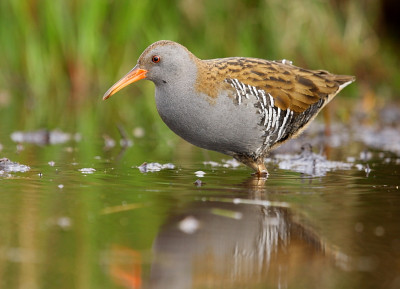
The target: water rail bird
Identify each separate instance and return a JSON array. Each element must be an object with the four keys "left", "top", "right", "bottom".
[{"left": 103, "top": 40, "right": 355, "bottom": 175}]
